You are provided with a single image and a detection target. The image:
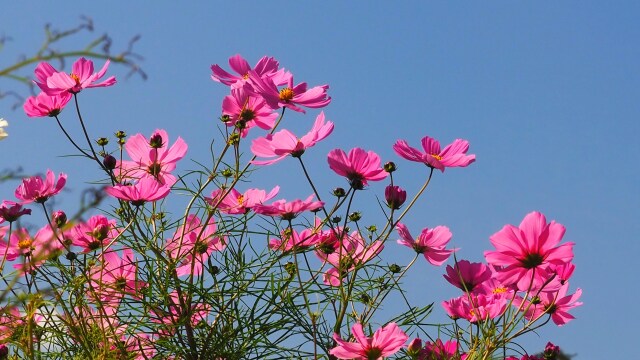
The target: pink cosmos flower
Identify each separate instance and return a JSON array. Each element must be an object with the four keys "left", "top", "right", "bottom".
[
  {"left": 484, "top": 211, "right": 574, "bottom": 292},
  {"left": 249, "top": 71, "right": 331, "bottom": 113},
  {"left": 165, "top": 214, "right": 226, "bottom": 277},
  {"left": 330, "top": 322, "right": 408, "bottom": 360},
  {"left": 118, "top": 129, "right": 188, "bottom": 185},
  {"left": 327, "top": 148, "right": 388, "bottom": 189},
  {"left": 0, "top": 306, "right": 22, "bottom": 342},
  {"left": 23, "top": 92, "right": 72, "bottom": 118},
  {"left": 443, "top": 260, "right": 493, "bottom": 293},
  {"left": 252, "top": 195, "right": 324, "bottom": 220},
  {"left": 149, "top": 291, "right": 210, "bottom": 337},
  {"left": 0, "top": 200, "right": 31, "bottom": 223},
  {"left": 211, "top": 54, "right": 287, "bottom": 88},
  {"left": 268, "top": 220, "right": 323, "bottom": 252},
  {"left": 105, "top": 176, "right": 171, "bottom": 206},
  {"left": 421, "top": 339, "right": 459, "bottom": 360},
  {"left": 442, "top": 292, "right": 508, "bottom": 323},
  {"left": 222, "top": 86, "right": 278, "bottom": 137},
  {"left": 513, "top": 283, "right": 583, "bottom": 326},
  {"left": 393, "top": 136, "right": 476, "bottom": 172},
  {"left": 15, "top": 169, "right": 67, "bottom": 204},
  {"left": 35, "top": 57, "right": 116, "bottom": 95},
  {"left": 396, "top": 223, "right": 455, "bottom": 266},
  {"left": 251, "top": 111, "right": 334, "bottom": 165},
  {"left": 206, "top": 186, "right": 280, "bottom": 215},
  {"left": 1, "top": 226, "right": 64, "bottom": 273},
  {"left": 89, "top": 248, "right": 147, "bottom": 303},
  {"left": 317, "top": 231, "right": 383, "bottom": 286},
  {"left": 70, "top": 215, "right": 120, "bottom": 253}
]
